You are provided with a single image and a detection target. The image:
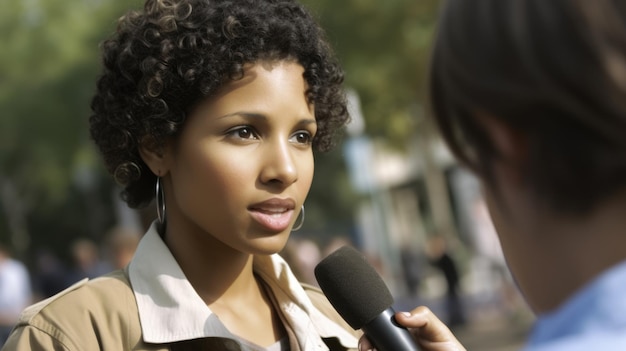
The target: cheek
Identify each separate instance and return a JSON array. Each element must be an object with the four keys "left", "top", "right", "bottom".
[
  {"left": 197, "top": 156, "right": 252, "bottom": 203},
  {"left": 173, "top": 149, "right": 248, "bottom": 210}
]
